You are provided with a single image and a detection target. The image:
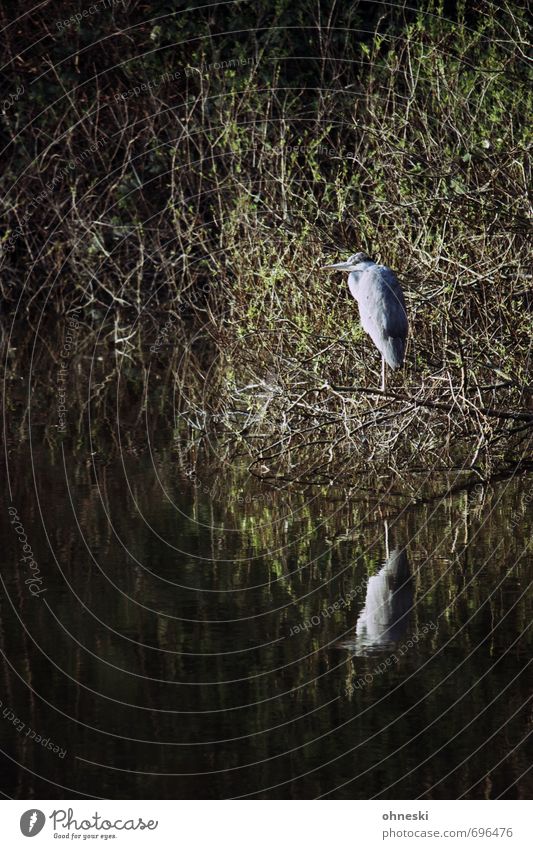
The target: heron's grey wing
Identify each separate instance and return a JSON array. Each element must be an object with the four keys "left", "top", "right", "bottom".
[
  {"left": 375, "top": 266, "right": 408, "bottom": 337},
  {"left": 357, "top": 266, "right": 408, "bottom": 368}
]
